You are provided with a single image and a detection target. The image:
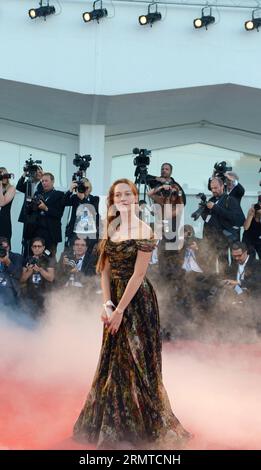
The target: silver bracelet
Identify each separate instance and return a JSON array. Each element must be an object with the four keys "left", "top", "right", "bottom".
[{"left": 103, "top": 300, "right": 115, "bottom": 309}]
